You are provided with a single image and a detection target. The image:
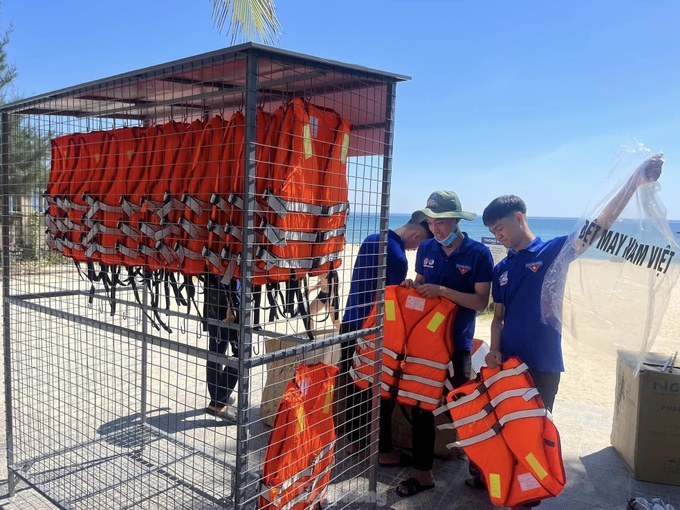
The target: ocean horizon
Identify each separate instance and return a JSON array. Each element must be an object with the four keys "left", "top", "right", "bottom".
[{"left": 345, "top": 212, "right": 680, "bottom": 261}]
